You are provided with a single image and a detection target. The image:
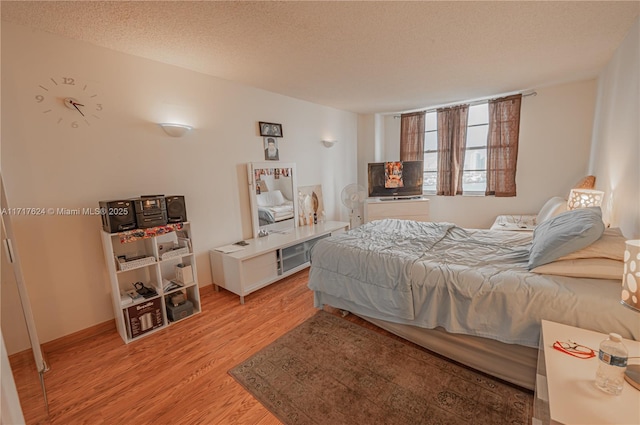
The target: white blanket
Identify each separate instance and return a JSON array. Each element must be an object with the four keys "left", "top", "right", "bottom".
[{"left": 309, "top": 219, "right": 639, "bottom": 348}]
